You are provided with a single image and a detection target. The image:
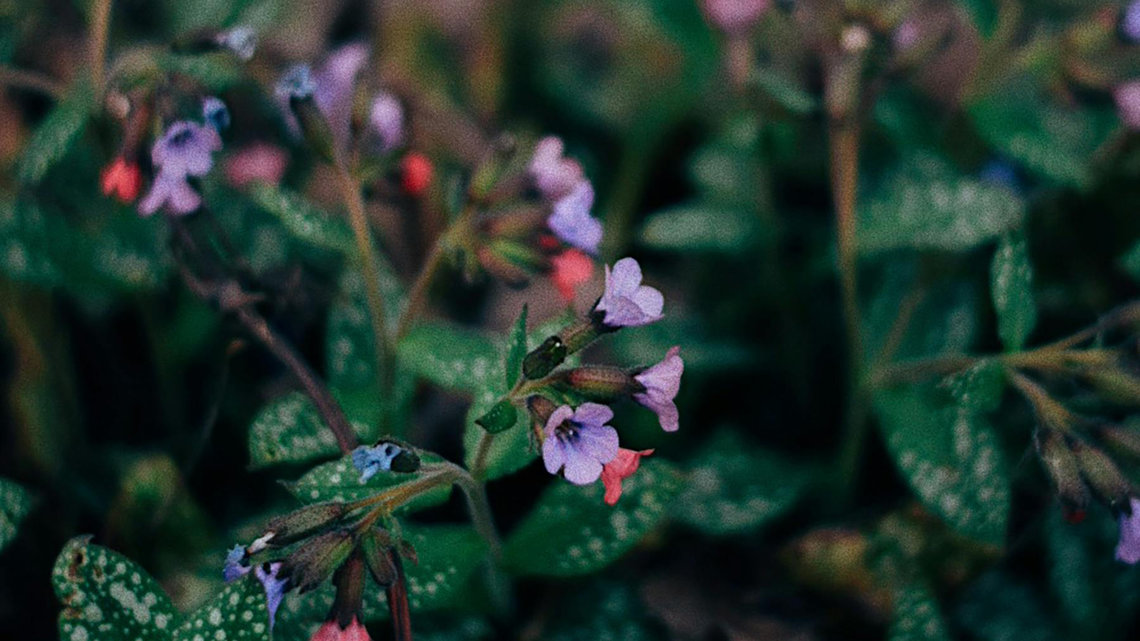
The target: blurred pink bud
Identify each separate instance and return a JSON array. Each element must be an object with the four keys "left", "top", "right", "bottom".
[
  {"left": 1116, "top": 81, "right": 1140, "bottom": 130},
  {"left": 224, "top": 143, "right": 288, "bottom": 188},
  {"left": 551, "top": 249, "right": 594, "bottom": 303},
  {"left": 701, "top": 0, "right": 771, "bottom": 34}
]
